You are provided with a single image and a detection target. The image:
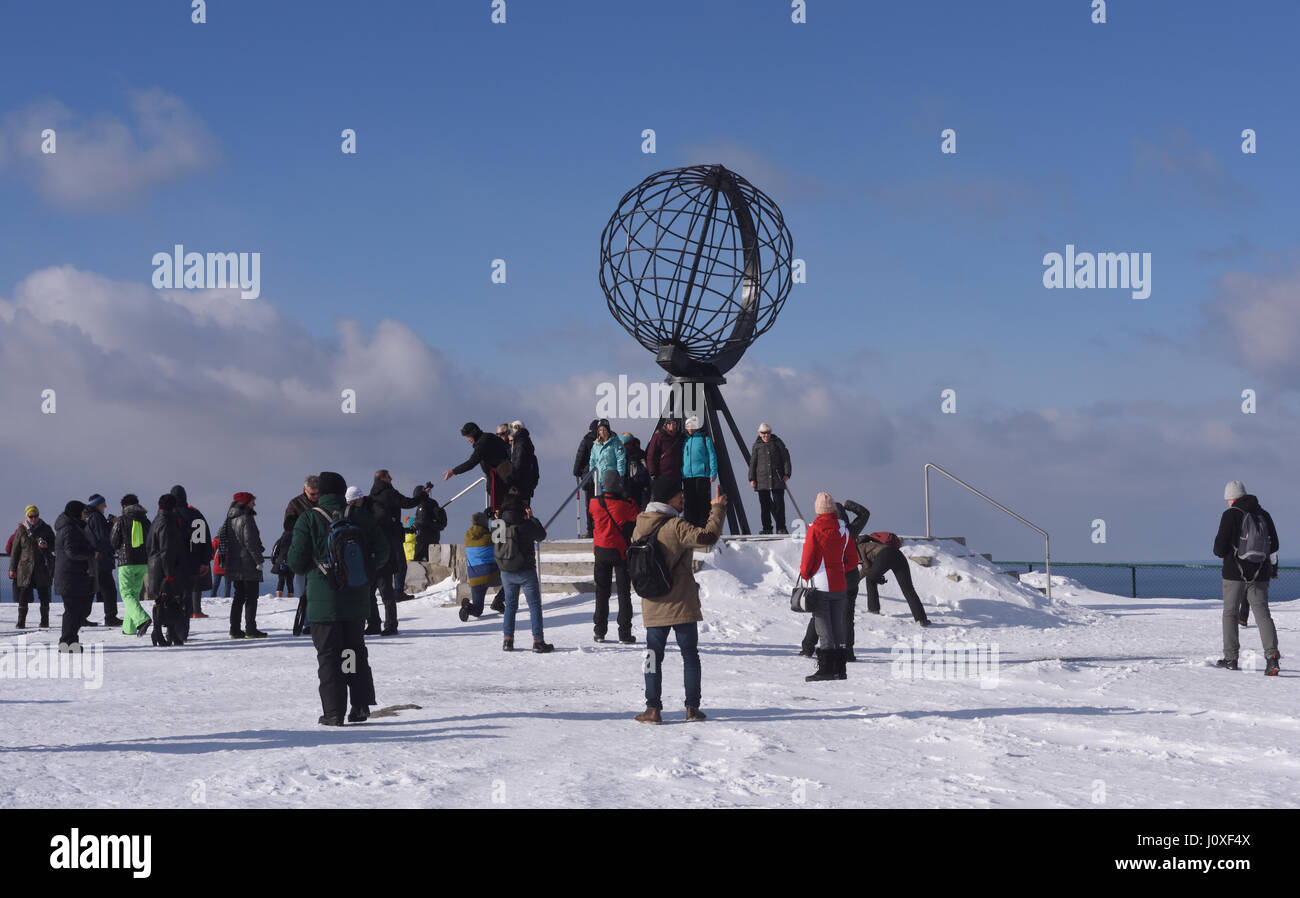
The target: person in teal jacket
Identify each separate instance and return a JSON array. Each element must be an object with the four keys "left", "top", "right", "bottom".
[
  {"left": 680, "top": 416, "right": 718, "bottom": 527},
  {"left": 588, "top": 419, "right": 626, "bottom": 490},
  {"left": 288, "top": 471, "right": 390, "bottom": 726}
]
